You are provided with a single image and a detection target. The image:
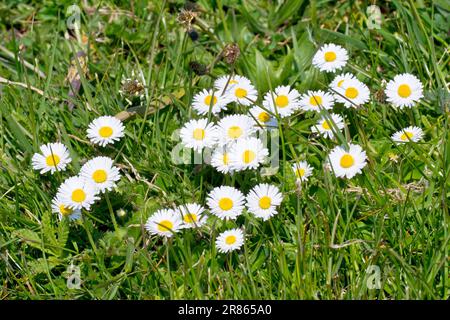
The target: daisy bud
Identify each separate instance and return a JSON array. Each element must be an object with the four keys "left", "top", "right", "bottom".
[
  {"left": 187, "top": 27, "right": 199, "bottom": 41},
  {"left": 189, "top": 61, "right": 209, "bottom": 76},
  {"left": 222, "top": 43, "right": 240, "bottom": 64},
  {"left": 177, "top": 9, "right": 197, "bottom": 29},
  {"left": 116, "top": 208, "right": 127, "bottom": 218}
]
